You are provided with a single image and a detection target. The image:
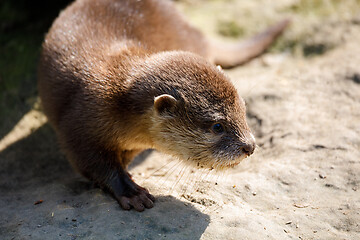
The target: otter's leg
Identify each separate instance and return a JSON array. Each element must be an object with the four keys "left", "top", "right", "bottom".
[{"left": 64, "top": 144, "right": 155, "bottom": 211}]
